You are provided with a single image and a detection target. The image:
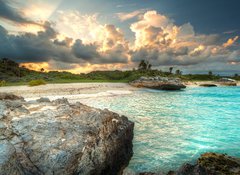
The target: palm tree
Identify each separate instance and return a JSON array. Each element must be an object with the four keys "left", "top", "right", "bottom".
[
  {"left": 148, "top": 64, "right": 152, "bottom": 70},
  {"left": 208, "top": 71, "right": 213, "bottom": 76},
  {"left": 138, "top": 60, "right": 147, "bottom": 70},
  {"left": 169, "top": 67, "right": 173, "bottom": 74},
  {"left": 175, "top": 69, "right": 182, "bottom": 75}
]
